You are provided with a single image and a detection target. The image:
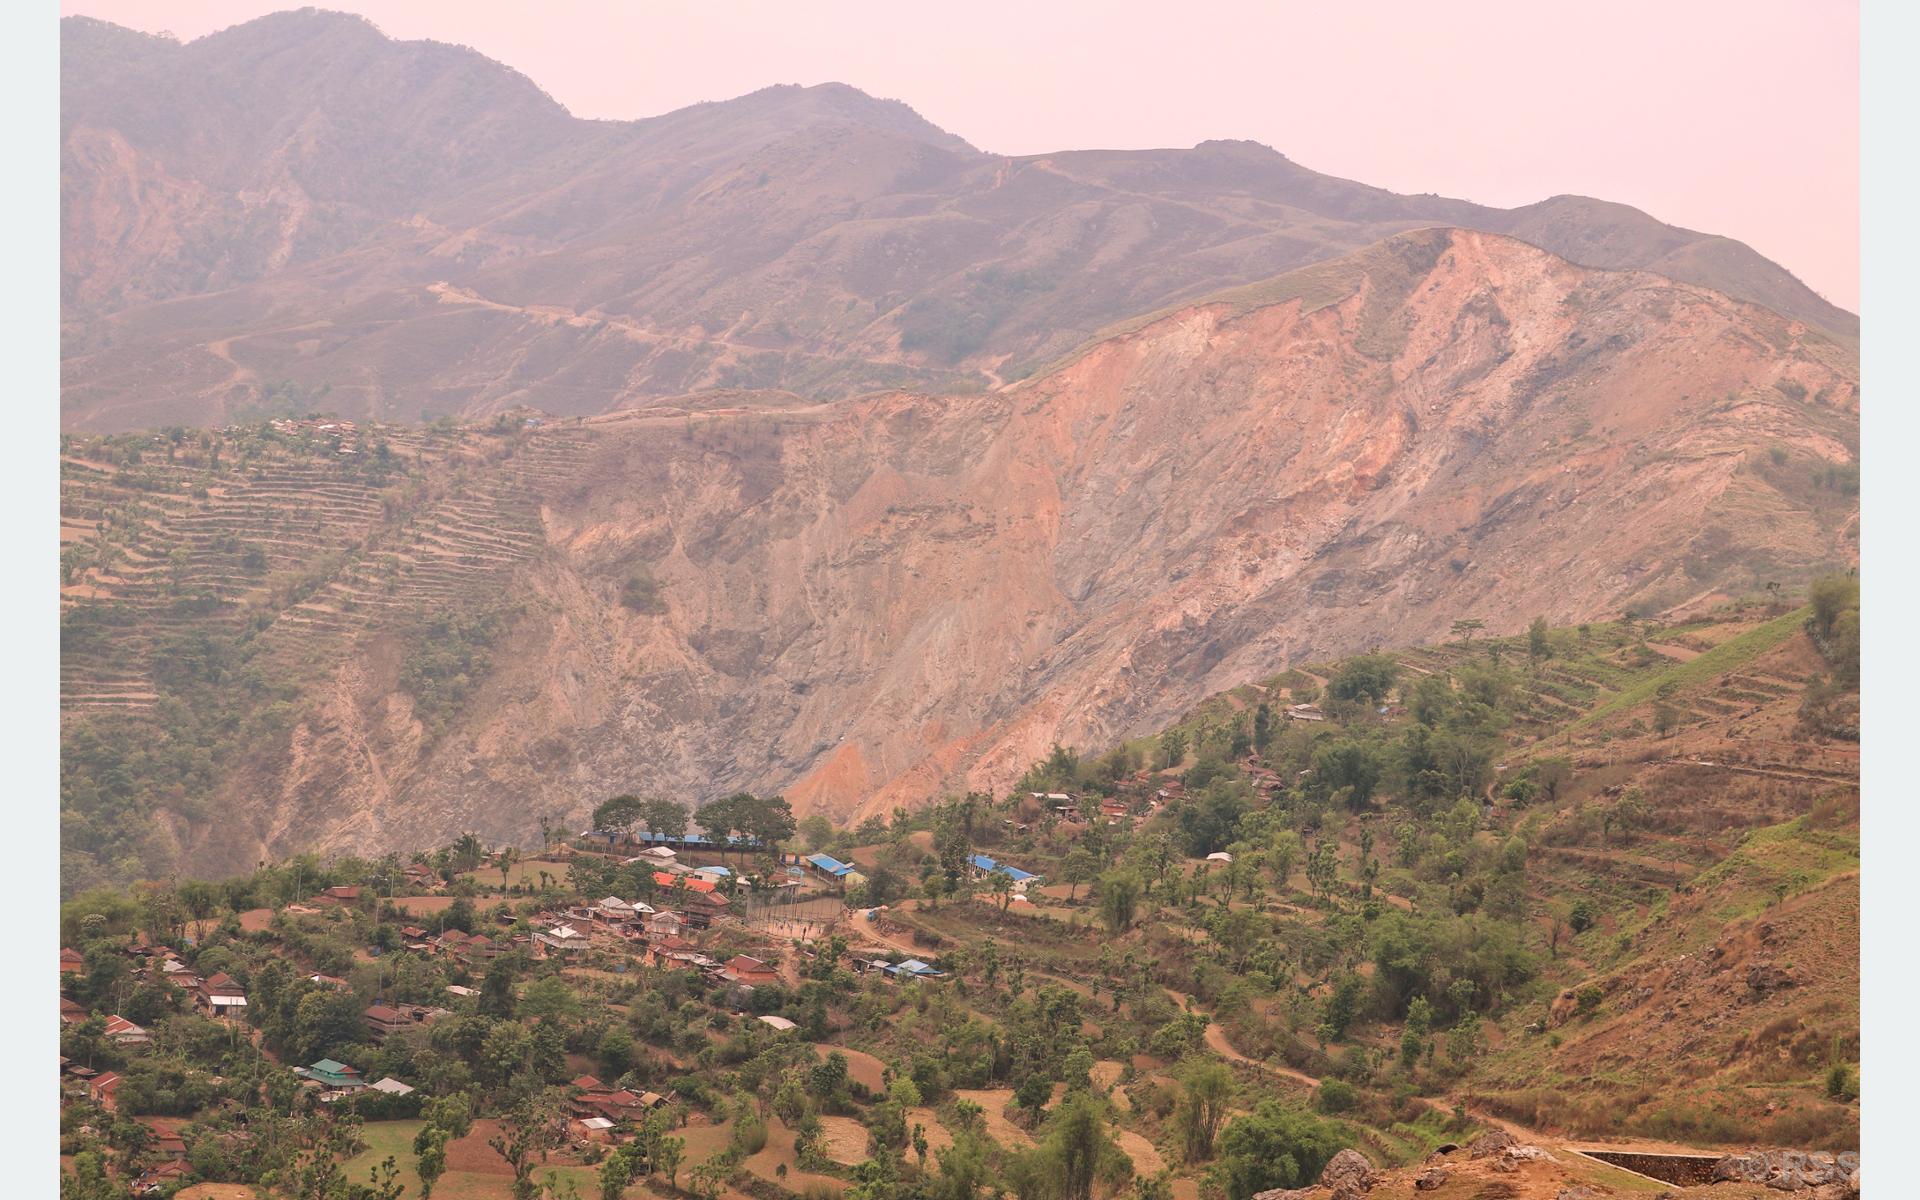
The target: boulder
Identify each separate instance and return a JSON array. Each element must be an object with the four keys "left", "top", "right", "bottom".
[
  {"left": 1467, "top": 1129, "right": 1518, "bottom": 1158},
  {"left": 1414, "top": 1167, "right": 1449, "bottom": 1190},
  {"left": 1319, "top": 1148, "right": 1380, "bottom": 1192}
]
